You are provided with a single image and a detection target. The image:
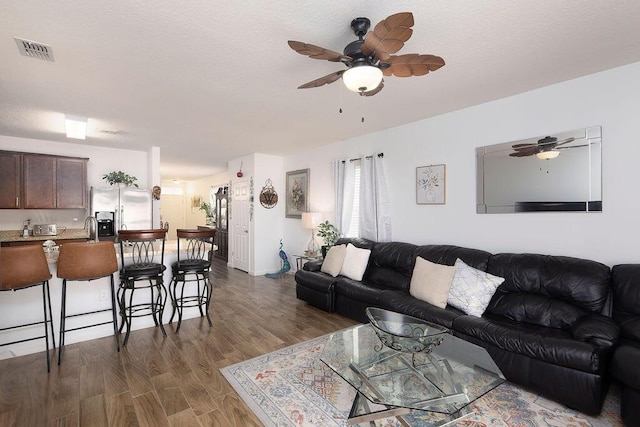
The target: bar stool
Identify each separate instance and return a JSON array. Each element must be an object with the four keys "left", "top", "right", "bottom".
[
  {"left": 118, "top": 229, "right": 167, "bottom": 346},
  {"left": 168, "top": 229, "right": 216, "bottom": 332},
  {"left": 57, "top": 241, "right": 119, "bottom": 364},
  {"left": 0, "top": 245, "right": 55, "bottom": 371}
]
